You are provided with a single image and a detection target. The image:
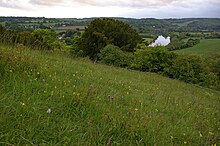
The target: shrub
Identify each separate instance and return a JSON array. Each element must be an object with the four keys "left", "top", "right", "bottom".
[
  {"left": 98, "top": 44, "right": 134, "bottom": 67},
  {"left": 131, "top": 47, "right": 175, "bottom": 73},
  {"left": 165, "top": 54, "right": 208, "bottom": 83},
  {"left": 199, "top": 72, "right": 219, "bottom": 88},
  {"left": 31, "top": 29, "right": 58, "bottom": 50}
]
